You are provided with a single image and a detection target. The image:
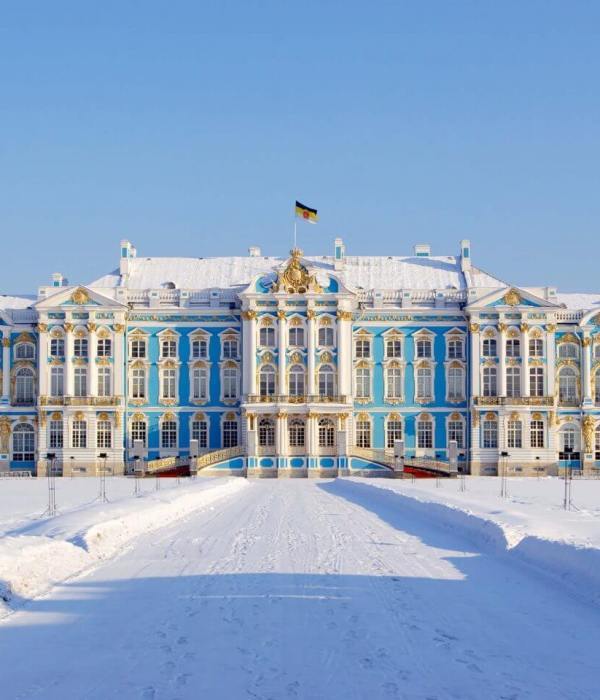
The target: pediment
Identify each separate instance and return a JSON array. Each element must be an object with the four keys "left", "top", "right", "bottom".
[
  {"left": 467, "top": 286, "right": 558, "bottom": 311},
  {"left": 35, "top": 286, "right": 126, "bottom": 310}
]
